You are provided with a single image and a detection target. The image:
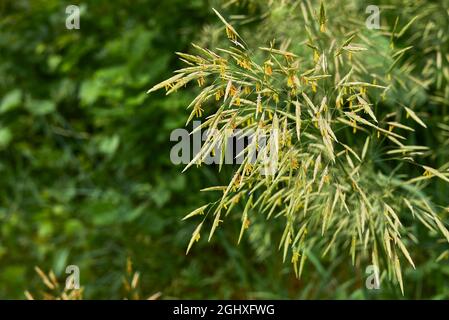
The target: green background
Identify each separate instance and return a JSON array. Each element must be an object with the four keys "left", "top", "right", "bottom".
[{"left": 0, "top": 0, "right": 448, "bottom": 299}]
